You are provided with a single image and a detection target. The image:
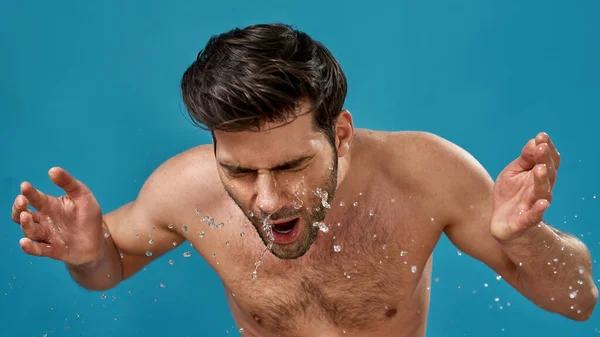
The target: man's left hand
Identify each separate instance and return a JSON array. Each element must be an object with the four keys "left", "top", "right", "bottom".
[{"left": 490, "top": 132, "right": 561, "bottom": 242}]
